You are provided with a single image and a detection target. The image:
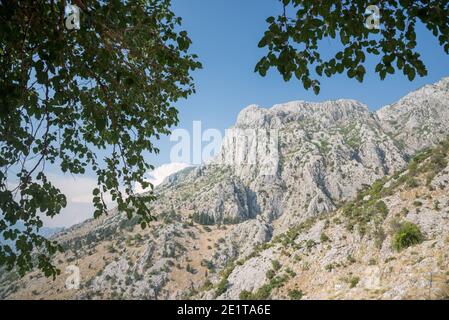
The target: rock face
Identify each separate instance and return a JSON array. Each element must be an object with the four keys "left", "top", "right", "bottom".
[
  {"left": 214, "top": 99, "right": 406, "bottom": 233},
  {"left": 377, "top": 77, "right": 449, "bottom": 155},
  {"left": 1, "top": 77, "right": 449, "bottom": 300},
  {"left": 211, "top": 140, "right": 449, "bottom": 300}
]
